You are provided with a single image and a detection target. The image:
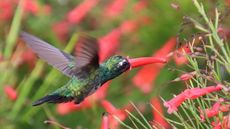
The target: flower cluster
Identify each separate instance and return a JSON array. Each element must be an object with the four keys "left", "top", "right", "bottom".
[{"left": 164, "top": 85, "right": 223, "bottom": 114}]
